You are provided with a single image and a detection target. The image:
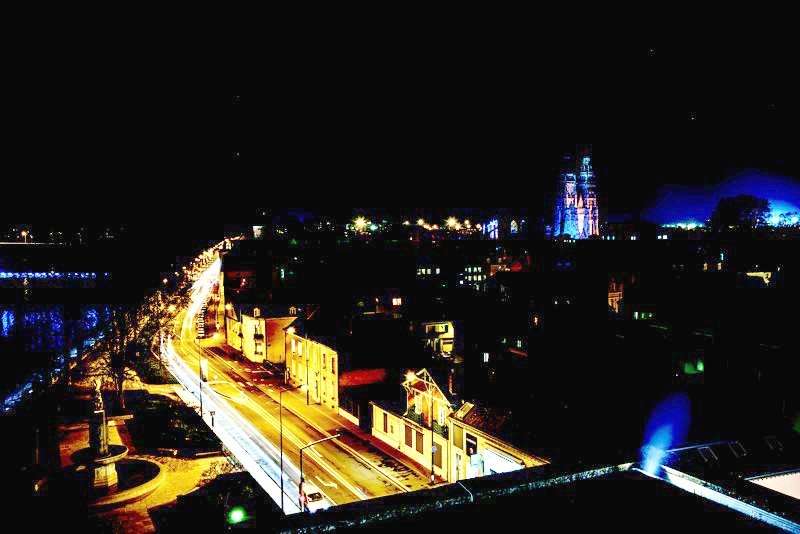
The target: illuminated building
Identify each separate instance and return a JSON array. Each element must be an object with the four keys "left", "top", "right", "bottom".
[
  {"left": 553, "top": 149, "right": 600, "bottom": 239},
  {"left": 608, "top": 279, "right": 624, "bottom": 314},
  {"left": 481, "top": 214, "right": 527, "bottom": 240},
  {"left": 370, "top": 369, "right": 547, "bottom": 483},
  {"left": 285, "top": 327, "right": 339, "bottom": 410},
  {"left": 418, "top": 321, "right": 455, "bottom": 357}
]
